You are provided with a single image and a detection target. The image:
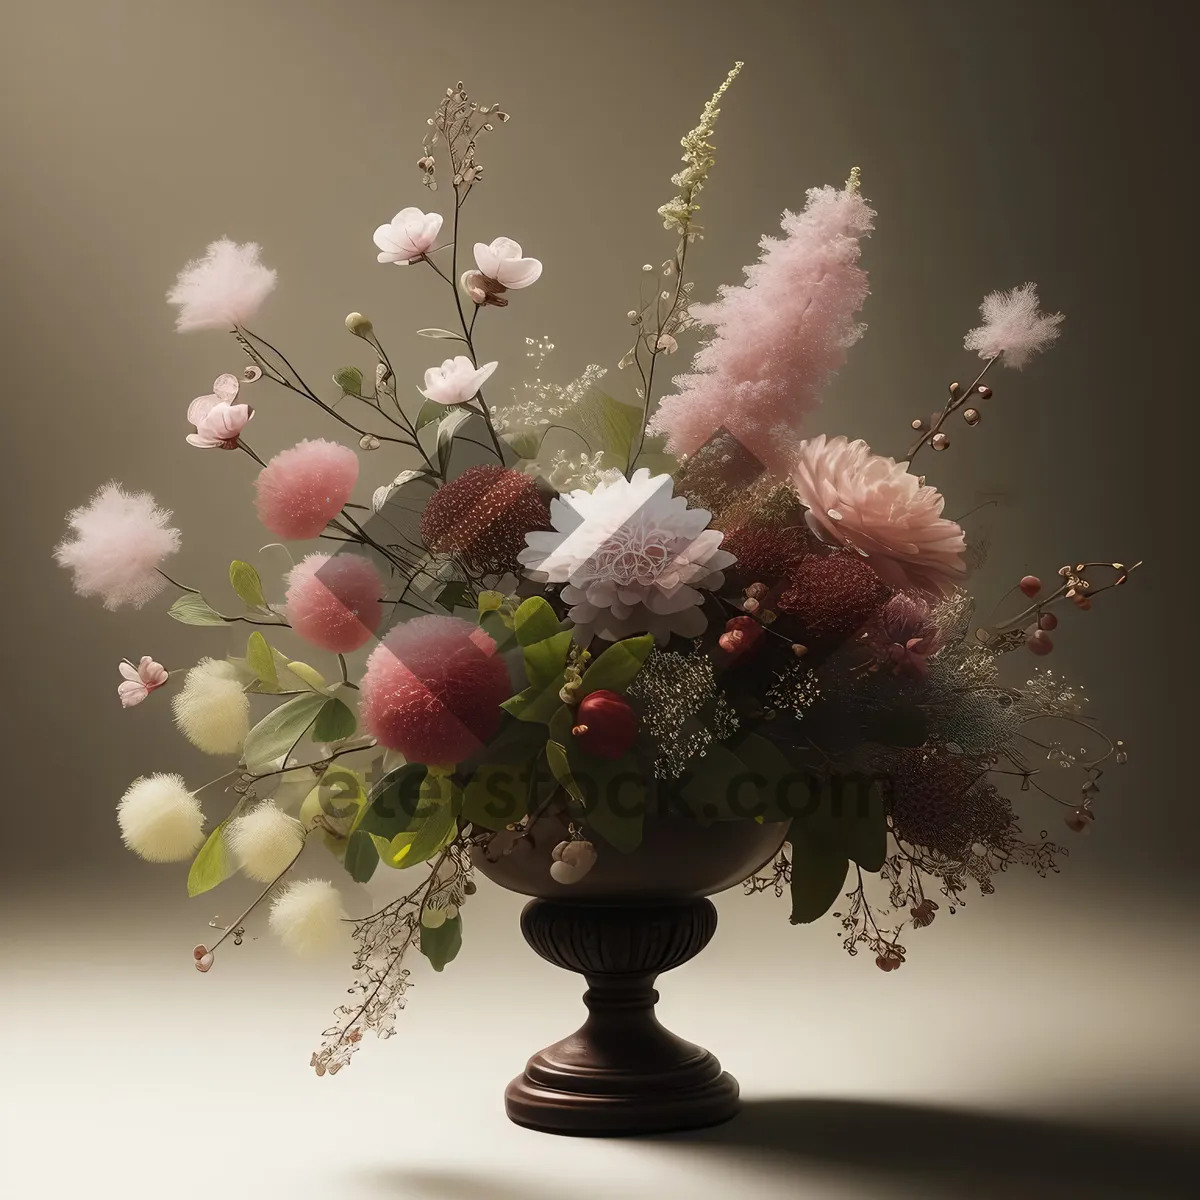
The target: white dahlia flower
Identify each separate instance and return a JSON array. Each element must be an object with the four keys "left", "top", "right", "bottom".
[
  {"left": 518, "top": 468, "right": 734, "bottom": 644},
  {"left": 791, "top": 435, "right": 967, "bottom": 597}
]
